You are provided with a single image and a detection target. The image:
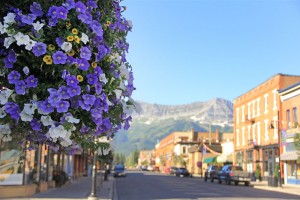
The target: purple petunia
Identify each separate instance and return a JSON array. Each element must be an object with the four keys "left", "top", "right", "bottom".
[
  {"left": 75, "top": 1, "right": 86, "bottom": 13},
  {"left": 4, "top": 58, "right": 13, "bottom": 68},
  {"left": 95, "top": 82, "right": 103, "bottom": 95},
  {"left": 56, "top": 6, "right": 68, "bottom": 20},
  {"left": 5, "top": 102, "right": 20, "bottom": 120},
  {"left": 56, "top": 37, "right": 64, "bottom": 46},
  {"left": 52, "top": 51, "right": 67, "bottom": 64},
  {"left": 8, "top": 70, "right": 21, "bottom": 84},
  {"left": 48, "top": 18, "right": 58, "bottom": 26},
  {"left": 79, "top": 99, "right": 91, "bottom": 111},
  {"left": 7, "top": 49, "right": 17, "bottom": 63},
  {"left": 80, "top": 125, "right": 90, "bottom": 133},
  {"left": 30, "top": 118, "right": 41, "bottom": 131},
  {"left": 77, "top": 58, "right": 90, "bottom": 71},
  {"left": 21, "top": 14, "right": 37, "bottom": 25},
  {"left": 90, "top": 20, "right": 103, "bottom": 37},
  {"left": 94, "top": 66, "right": 103, "bottom": 75},
  {"left": 47, "top": 6, "right": 58, "bottom": 18},
  {"left": 25, "top": 75, "right": 38, "bottom": 88},
  {"left": 63, "top": 0, "right": 76, "bottom": 10},
  {"left": 80, "top": 46, "right": 91, "bottom": 60},
  {"left": 30, "top": 2, "right": 44, "bottom": 17},
  {"left": 48, "top": 91, "right": 62, "bottom": 107},
  {"left": 56, "top": 101, "right": 70, "bottom": 113},
  {"left": 86, "top": 73, "right": 98, "bottom": 85},
  {"left": 15, "top": 80, "right": 26, "bottom": 95},
  {"left": 58, "top": 86, "right": 70, "bottom": 99},
  {"left": 67, "top": 85, "right": 81, "bottom": 97},
  {"left": 32, "top": 42, "right": 46, "bottom": 57},
  {"left": 38, "top": 100, "right": 54, "bottom": 114},
  {"left": 66, "top": 75, "right": 79, "bottom": 86},
  {"left": 77, "top": 13, "right": 92, "bottom": 24},
  {"left": 82, "top": 94, "right": 96, "bottom": 105},
  {"left": 91, "top": 107, "right": 103, "bottom": 119}
]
